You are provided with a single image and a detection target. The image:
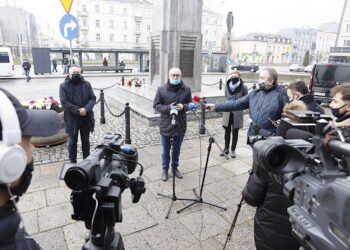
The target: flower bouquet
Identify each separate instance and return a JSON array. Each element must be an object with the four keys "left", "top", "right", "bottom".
[{"left": 22, "top": 97, "right": 64, "bottom": 113}]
